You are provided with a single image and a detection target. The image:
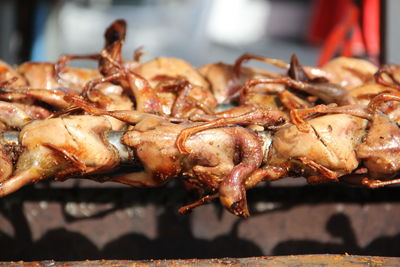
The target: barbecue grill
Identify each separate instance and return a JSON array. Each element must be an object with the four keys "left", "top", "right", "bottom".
[{"left": 0, "top": 0, "right": 399, "bottom": 265}]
